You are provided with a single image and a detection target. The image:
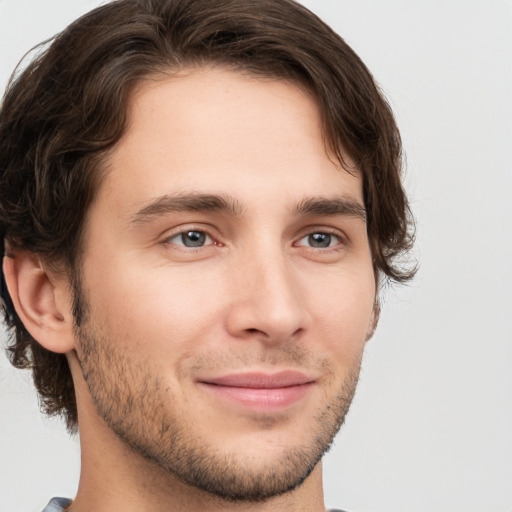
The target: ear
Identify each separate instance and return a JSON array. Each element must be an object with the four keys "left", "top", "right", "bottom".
[
  {"left": 3, "top": 251, "right": 75, "bottom": 353},
  {"left": 365, "top": 299, "right": 381, "bottom": 341}
]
